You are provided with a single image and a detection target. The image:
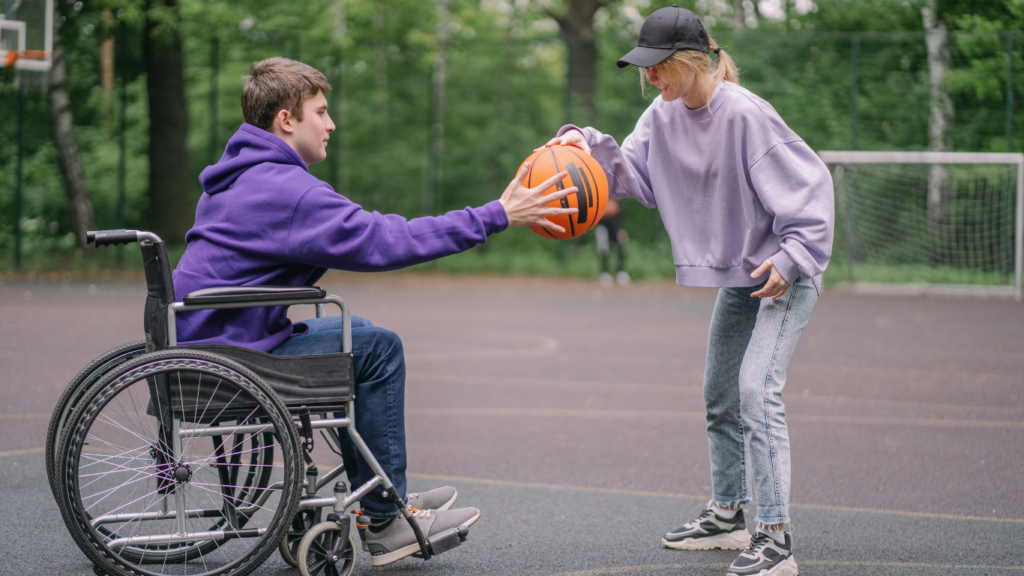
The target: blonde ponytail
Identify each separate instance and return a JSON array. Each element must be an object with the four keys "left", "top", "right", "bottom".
[
  {"left": 639, "top": 35, "right": 739, "bottom": 109},
  {"left": 708, "top": 37, "right": 739, "bottom": 85}
]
